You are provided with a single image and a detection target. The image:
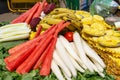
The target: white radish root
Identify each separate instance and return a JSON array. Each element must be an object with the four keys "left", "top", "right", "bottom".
[
  {"left": 70, "top": 42, "right": 87, "bottom": 70},
  {"left": 59, "top": 35, "right": 87, "bottom": 70},
  {"left": 68, "top": 52, "right": 85, "bottom": 73},
  {"left": 81, "top": 38, "right": 106, "bottom": 68},
  {"left": 53, "top": 50, "right": 71, "bottom": 78},
  {"left": 56, "top": 38, "right": 77, "bottom": 77},
  {"left": 51, "top": 60, "right": 65, "bottom": 80},
  {"left": 73, "top": 31, "right": 94, "bottom": 72}
]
